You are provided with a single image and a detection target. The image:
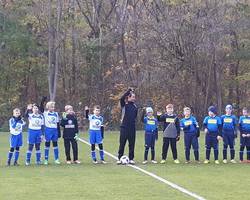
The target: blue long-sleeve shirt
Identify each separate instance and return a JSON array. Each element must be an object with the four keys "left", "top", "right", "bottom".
[
  {"left": 221, "top": 114, "right": 237, "bottom": 133},
  {"left": 180, "top": 116, "right": 198, "bottom": 134},
  {"left": 203, "top": 116, "right": 222, "bottom": 136},
  {"left": 239, "top": 115, "right": 250, "bottom": 133}
]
